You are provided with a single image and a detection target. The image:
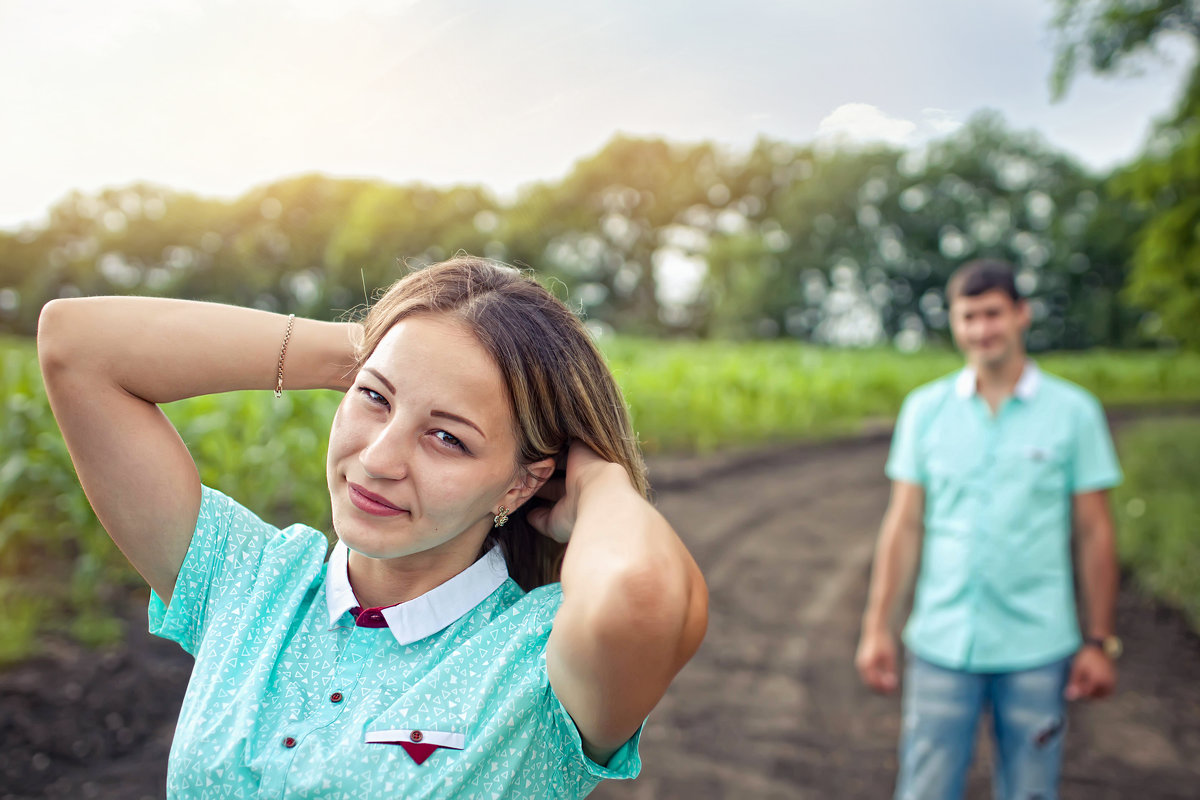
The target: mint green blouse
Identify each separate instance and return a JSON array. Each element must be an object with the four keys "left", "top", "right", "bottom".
[{"left": 149, "top": 485, "right": 641, "bottom": 798}]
